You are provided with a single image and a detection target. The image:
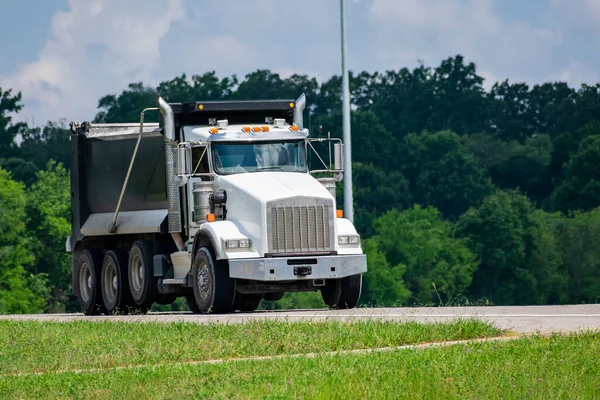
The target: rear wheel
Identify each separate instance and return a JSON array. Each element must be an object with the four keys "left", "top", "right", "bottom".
[
  {"left": 73, "top": 249, "right": 104, "bottom": 315},
  {"left": 128, "top": 240, "right": 157, "bottom": 312},
  {"left": 191, "top": 246, "right": 235, "bottom": 314},
  {"left": 321, "top": 274, "right": 362, "bottom": 309},
  {"left": 101, "top": 250, "right": 131, "bottom": 314},
  {"left": 233, "top": 293, "right": 262, "bottom": 312}
]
